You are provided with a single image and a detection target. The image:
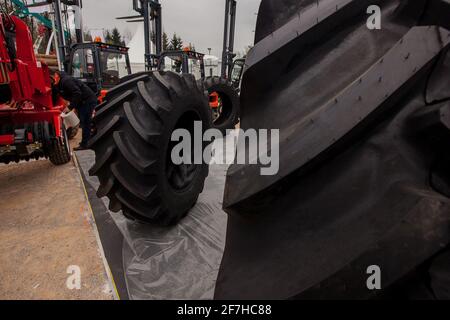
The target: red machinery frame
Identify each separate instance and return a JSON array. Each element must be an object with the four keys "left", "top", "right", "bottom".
[{"left": 0, "top": 13, "right": 64, "bottom": 146}]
